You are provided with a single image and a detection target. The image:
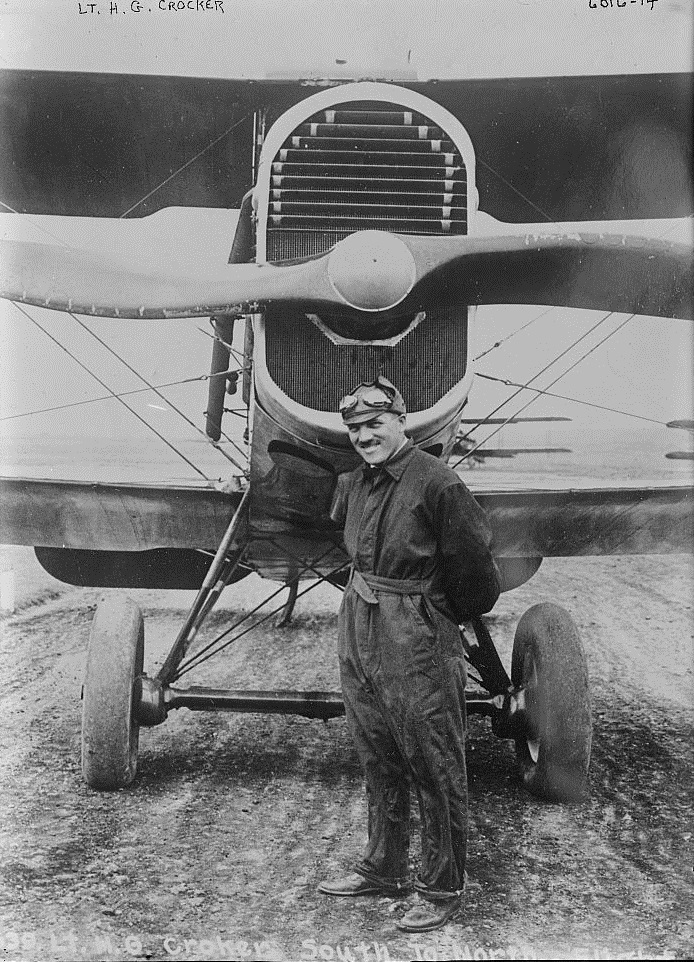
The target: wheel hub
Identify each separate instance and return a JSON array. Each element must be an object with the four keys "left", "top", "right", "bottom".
[{"left": 135, "top": 675, "right": 168, "bottom": 727}]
